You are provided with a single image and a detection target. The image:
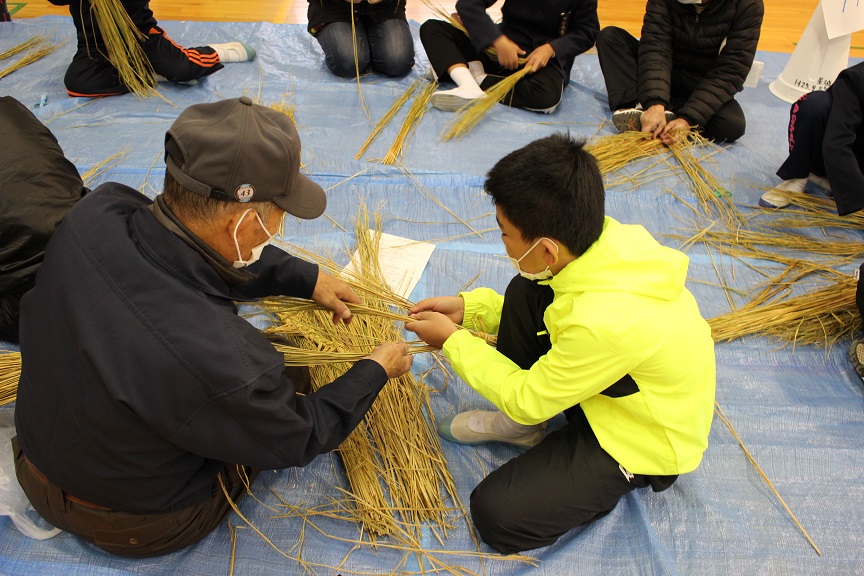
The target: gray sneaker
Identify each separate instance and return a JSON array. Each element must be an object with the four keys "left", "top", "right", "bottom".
[
  {"left": 437, "top": 410, "right": 545, "bottom": 448},
  {"left": 612, "top": 108, "right": 676, "bottom": 133}
]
